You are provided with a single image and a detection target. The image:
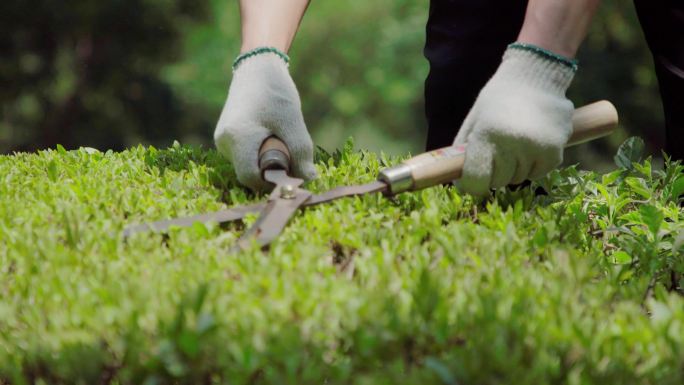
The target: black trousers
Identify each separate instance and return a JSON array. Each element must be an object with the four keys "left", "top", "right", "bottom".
[{"left": 424, "top": 0, "right": 684, "bottom": 162}]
